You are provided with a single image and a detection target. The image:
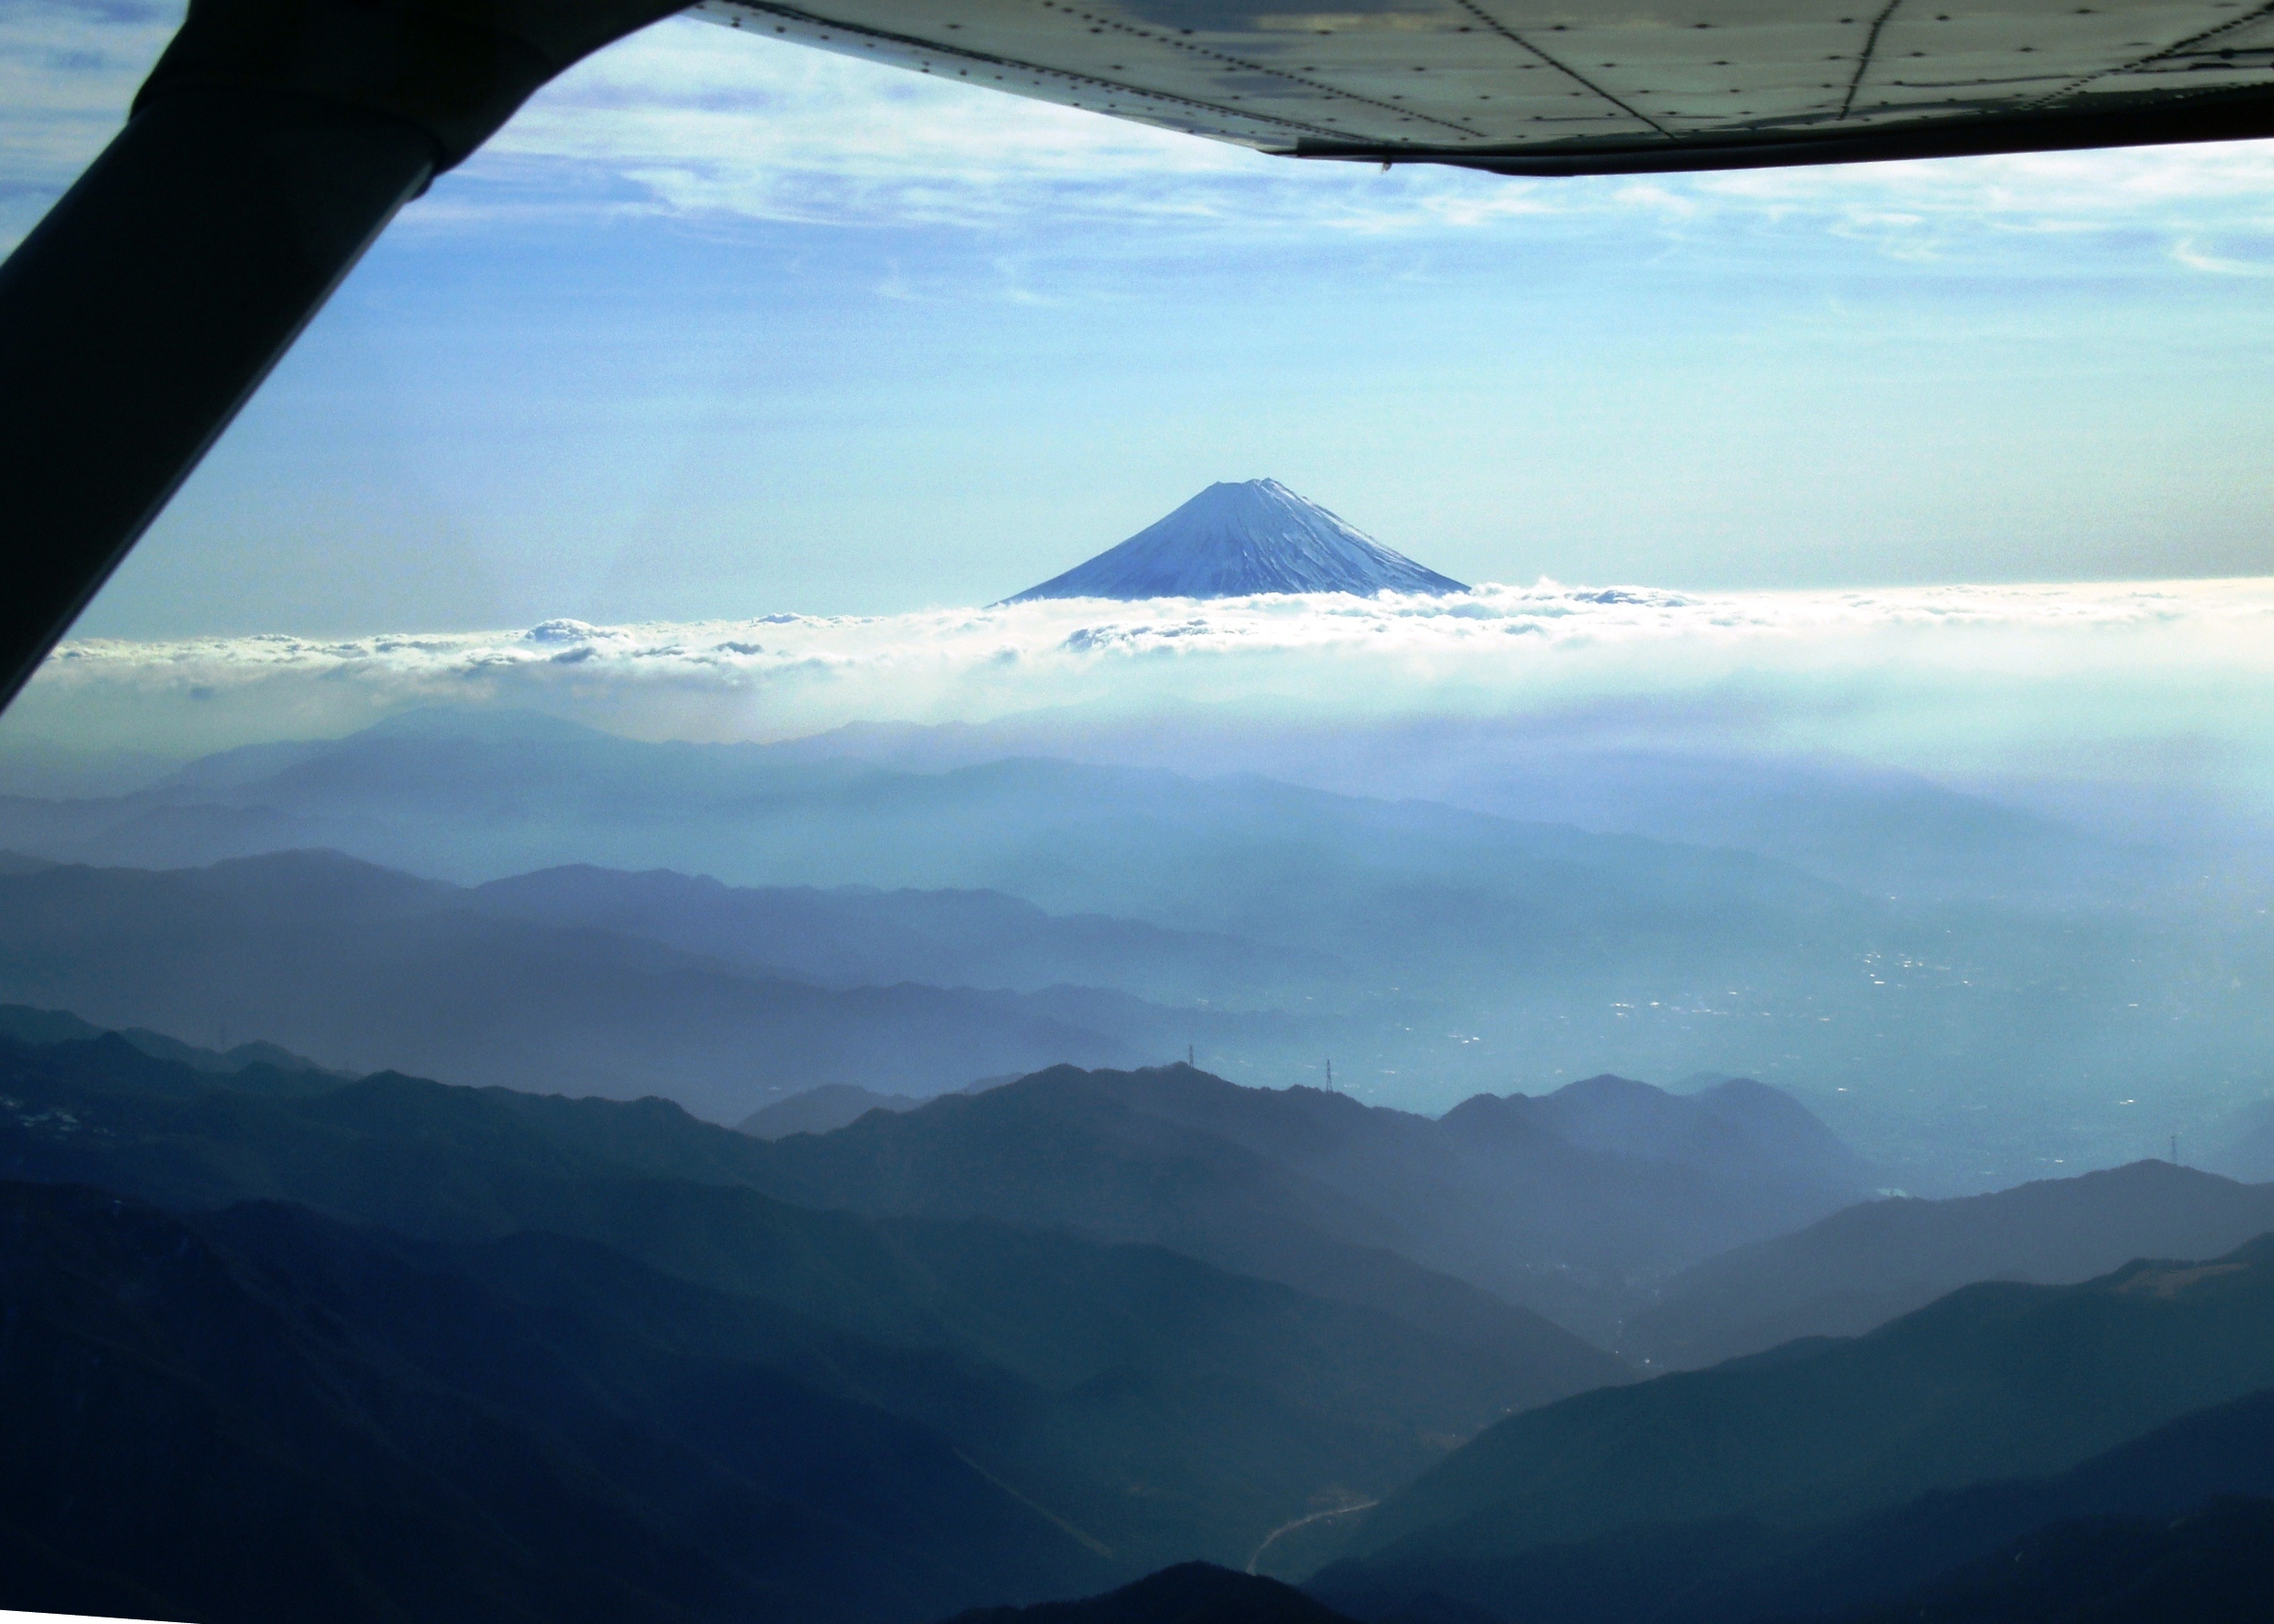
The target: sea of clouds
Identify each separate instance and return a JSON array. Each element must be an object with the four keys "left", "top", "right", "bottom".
[{"left": 14, "top": 579, "right": 2274, "bottom": 825}]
